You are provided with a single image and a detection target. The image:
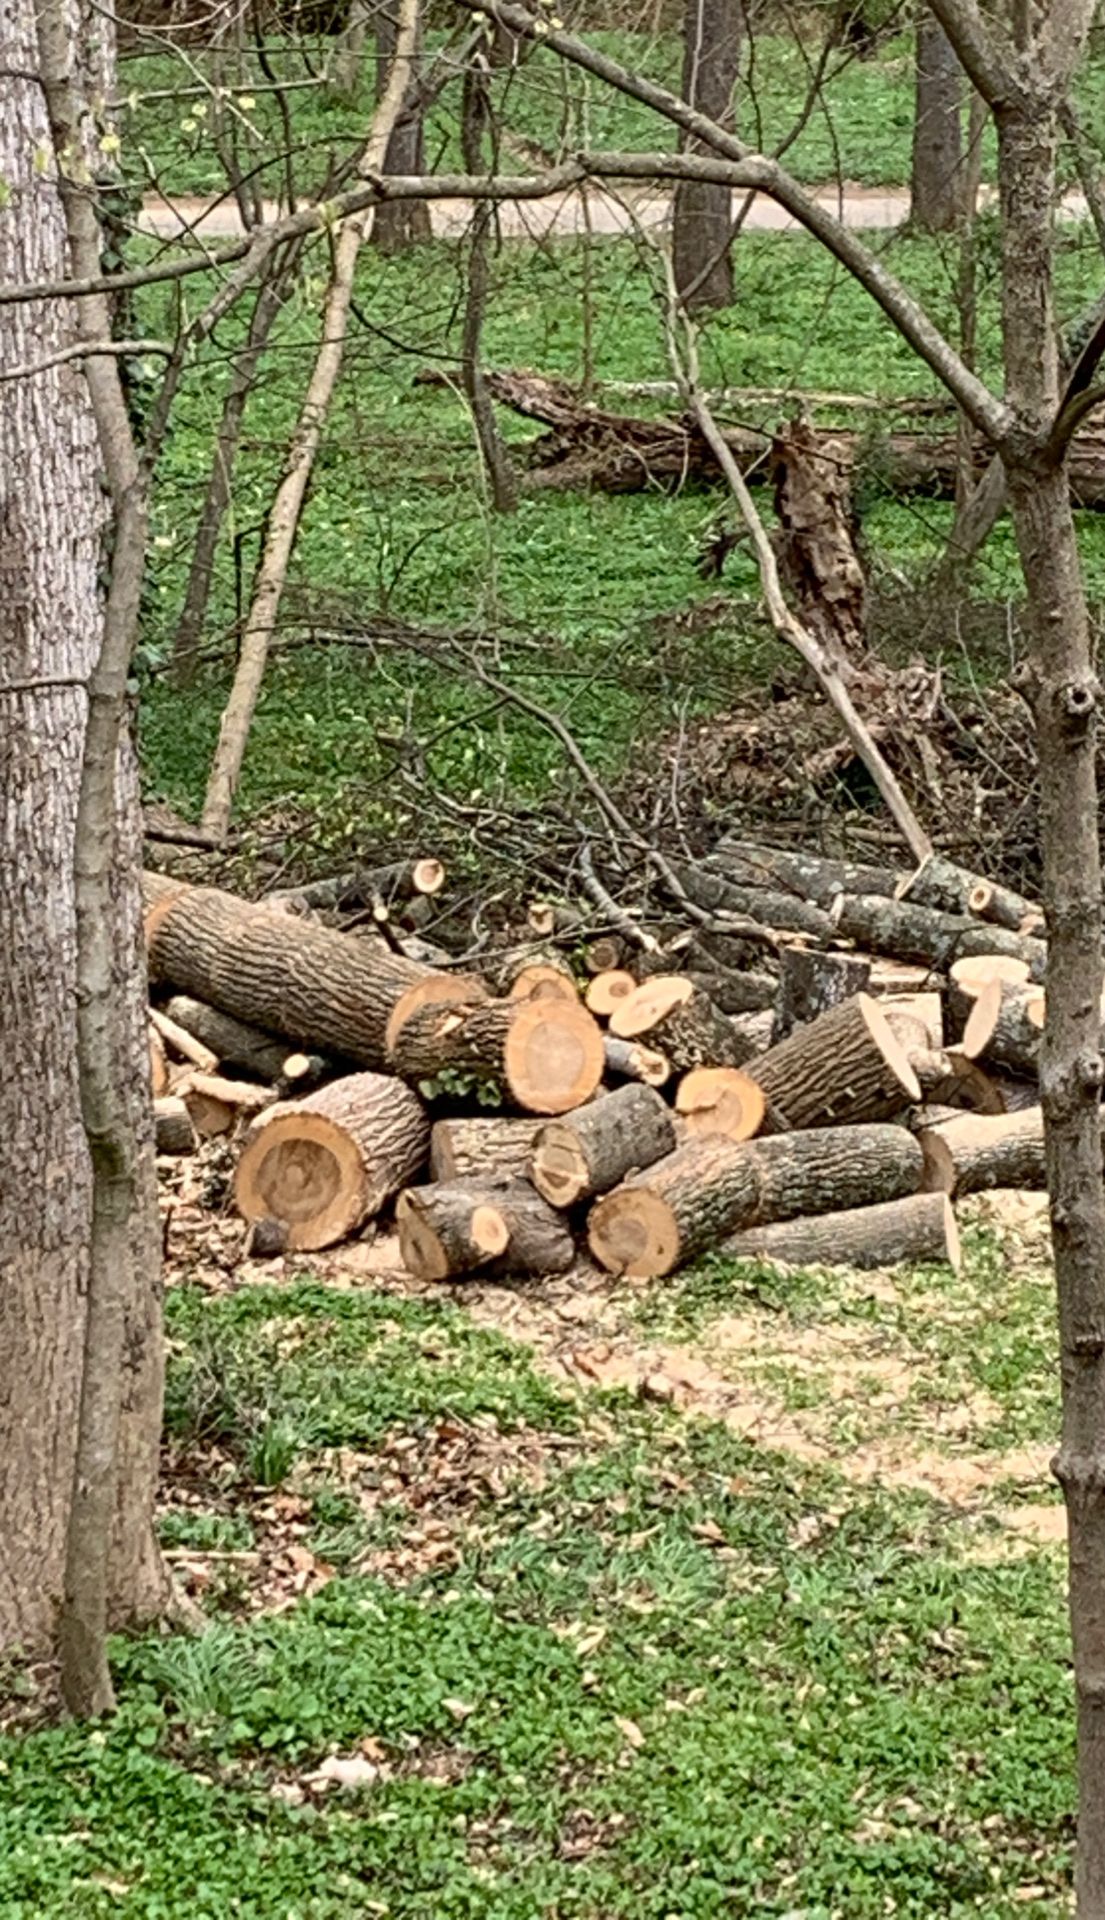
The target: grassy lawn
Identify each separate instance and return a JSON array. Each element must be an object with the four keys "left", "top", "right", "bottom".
[{"left": 0, "top": 1209, "right": 1073, "bottom": 1917}]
